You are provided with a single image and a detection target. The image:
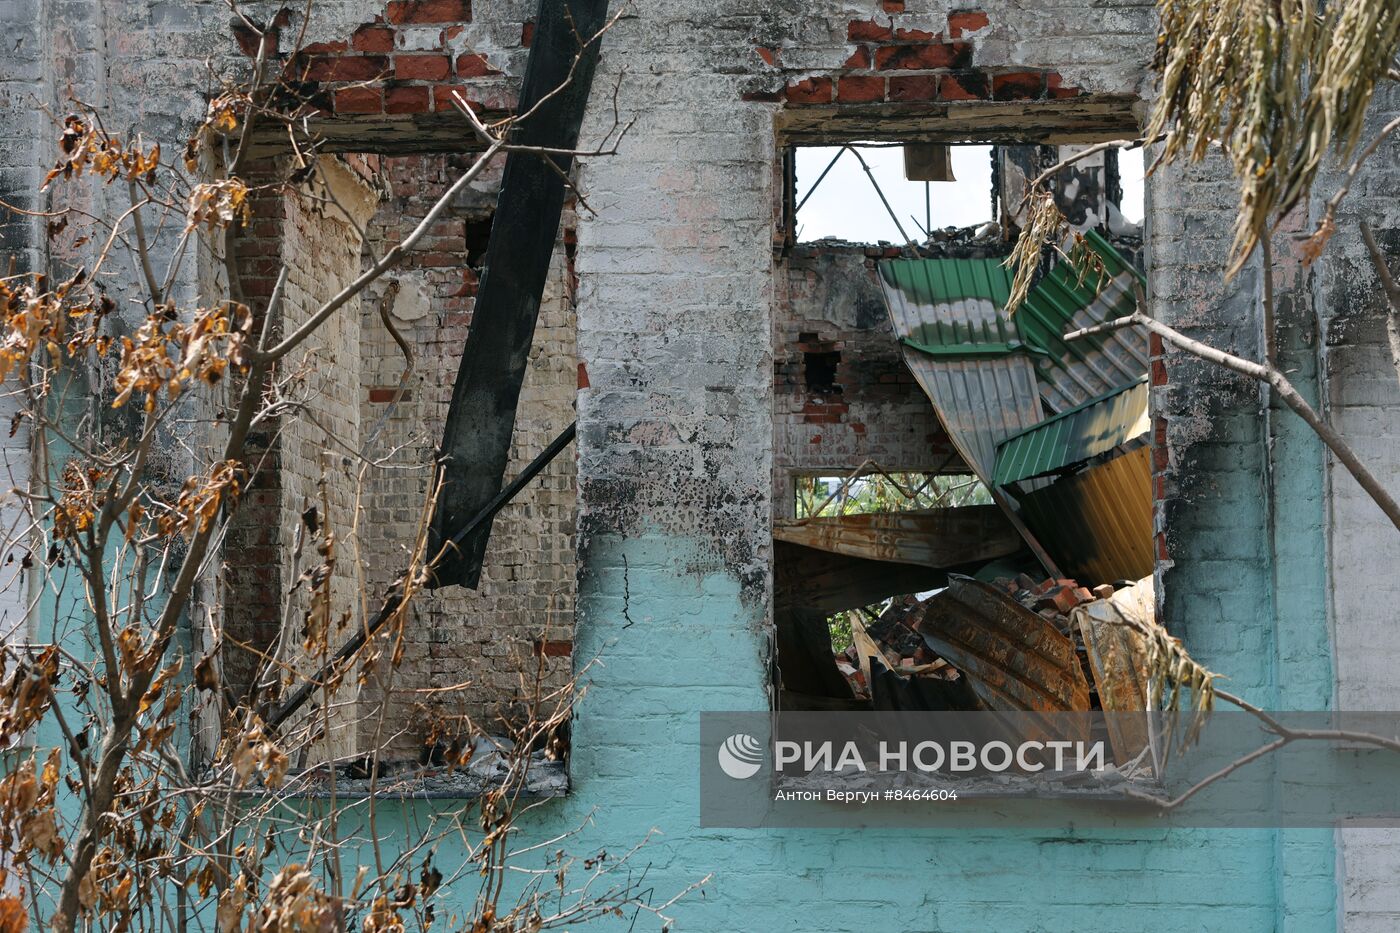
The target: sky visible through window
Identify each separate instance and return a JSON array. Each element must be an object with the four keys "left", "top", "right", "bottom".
[{"left": 796, "top": 144, "right": 1145, "bottom": 244}]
